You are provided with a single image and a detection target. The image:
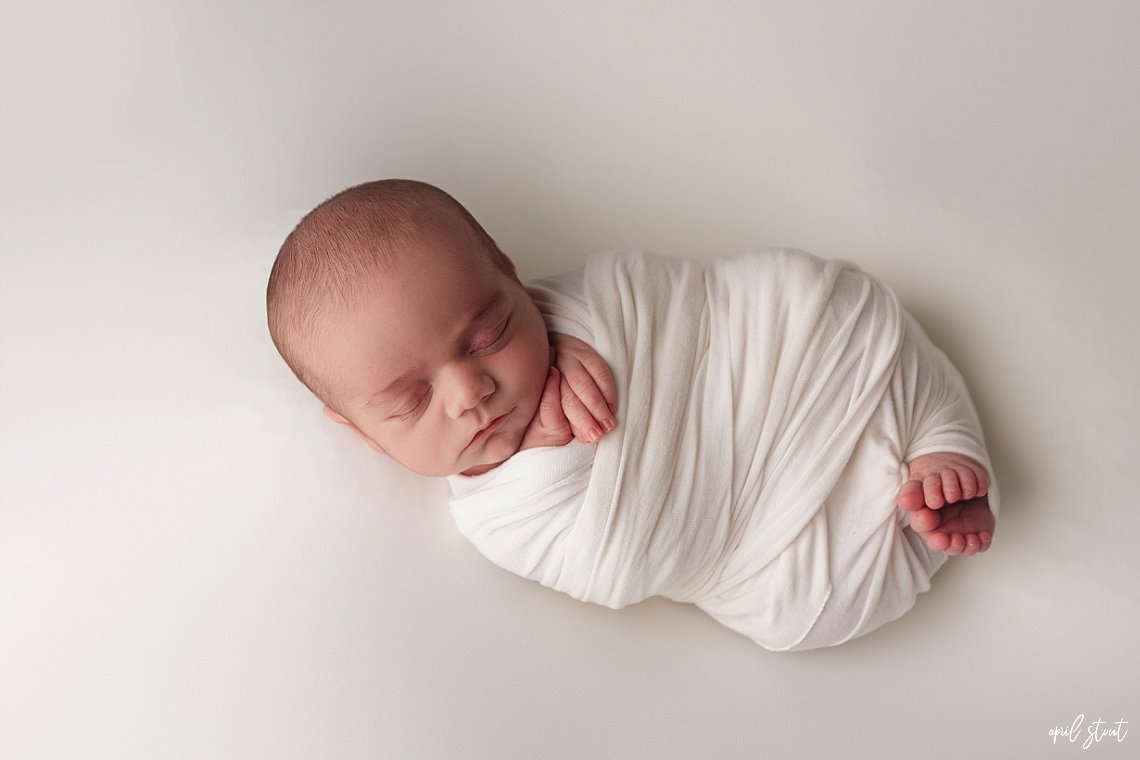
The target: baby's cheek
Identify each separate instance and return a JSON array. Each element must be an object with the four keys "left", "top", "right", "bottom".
[
  {"left": 513, "top": 367, "right": 541, "bottom": 425},
  {"left": 504, "top": 304, "right": 551, "bottom": 419},
  {"left": 527, "top": 342, "right": 552, "bottom": 408}
]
